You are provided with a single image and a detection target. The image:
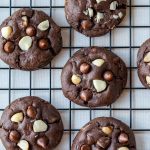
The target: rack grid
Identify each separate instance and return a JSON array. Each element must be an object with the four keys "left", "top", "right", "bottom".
[{"left": 0, "top": 0, "right": 150, "bottom": 149}]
